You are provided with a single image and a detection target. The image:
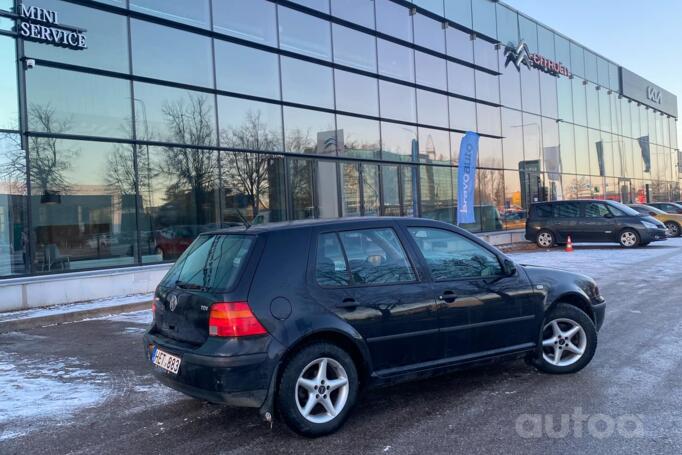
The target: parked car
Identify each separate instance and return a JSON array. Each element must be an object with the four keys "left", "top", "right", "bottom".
[
  {"left": 144, "top": 217, "right": 606, "bottom": 436},
  {"left": 648, "top": 202, "right": 682, "bottom": 215},
  {"left": 628, "top": 204, "right": 682, "bottom": 237},
  {"left": 525, "top": 199, "right": 667, "bottom": 248}
]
